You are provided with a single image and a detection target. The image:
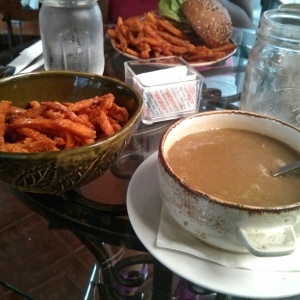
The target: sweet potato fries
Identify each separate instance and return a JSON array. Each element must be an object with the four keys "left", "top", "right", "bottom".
[
  {"left": 0, "top": 93, "right": 129, "bottom": 153},
  {"left": 107, "top": 12, "right": 236, "bottom": 63}
]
